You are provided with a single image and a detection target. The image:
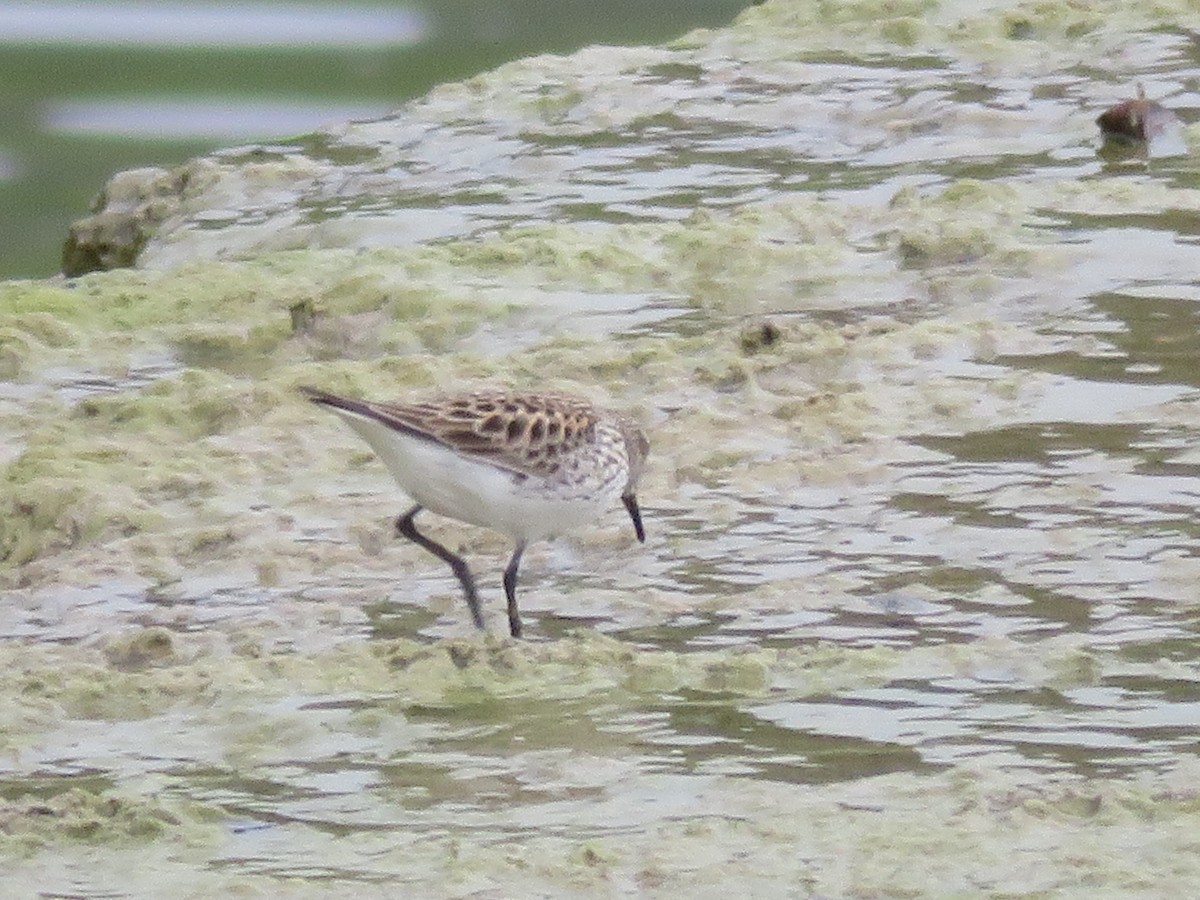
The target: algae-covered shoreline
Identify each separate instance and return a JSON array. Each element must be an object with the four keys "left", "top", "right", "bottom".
[{"left": 4, "top": 0, "right": 1200, "bottom": 895}]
